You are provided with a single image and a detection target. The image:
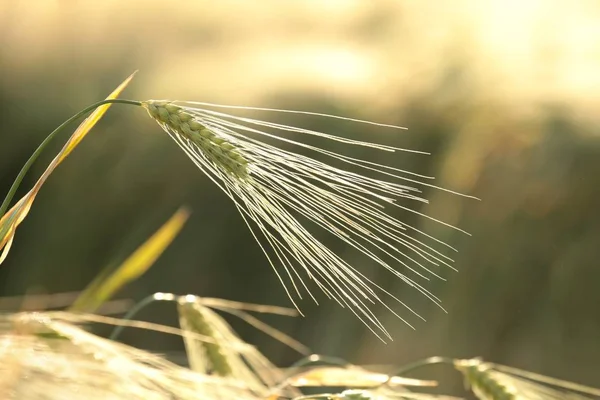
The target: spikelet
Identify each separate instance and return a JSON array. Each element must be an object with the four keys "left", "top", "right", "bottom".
[
  {"left": 142, "top": 99, "right": 474, "bottom": 340},
  {"left": 454, "top": 358, "right": 600, "bottom": 400},
  {"left": 178, "top": 299, "right": 233, "bottom": 377},
  {"left": 144, "top": 101, "right": 249, "bottom": 179}
]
